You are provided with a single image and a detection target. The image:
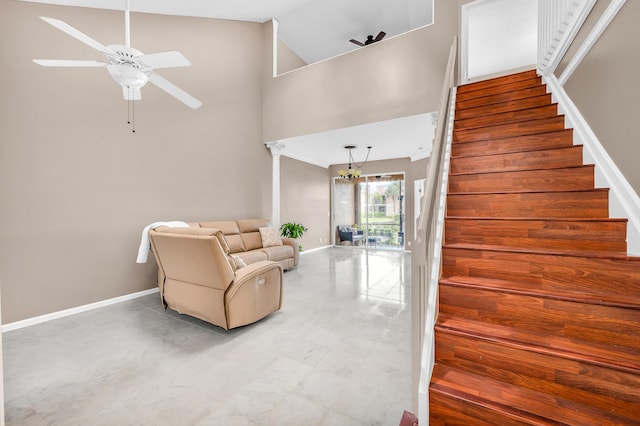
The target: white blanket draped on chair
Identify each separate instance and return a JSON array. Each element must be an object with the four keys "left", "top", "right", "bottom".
[{"left": 136, "top": 221, "right": 189, "bottom": 263}]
